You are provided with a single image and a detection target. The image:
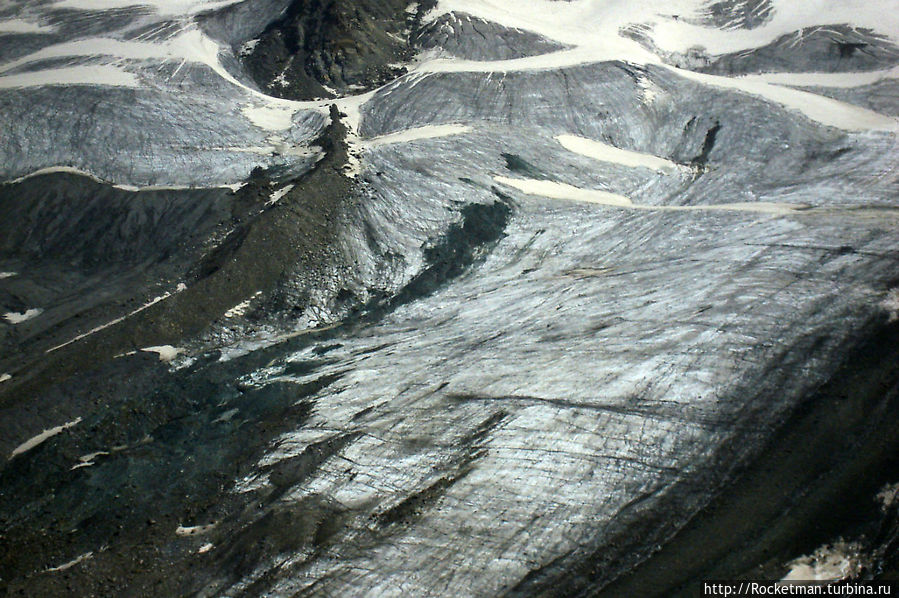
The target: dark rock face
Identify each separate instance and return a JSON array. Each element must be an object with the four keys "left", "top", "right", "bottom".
[
  {"left": 0, "top": 106, "right": 358, "bottom": 407},
  {"left": 236, "top": 0, "right": 428, "bottom": 99},
  {"left": 0, "top": 175, "right": 232, "bottom": 374},
  {"left": 0, "top": 176, "right": 231, "bottom": 271}
]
